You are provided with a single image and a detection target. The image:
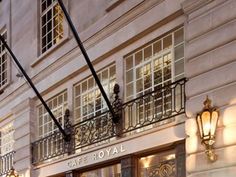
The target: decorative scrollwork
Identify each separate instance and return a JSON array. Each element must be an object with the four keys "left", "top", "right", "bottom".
[{"left": 144, "top": 159, "right": 176, "bottom": 177}]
